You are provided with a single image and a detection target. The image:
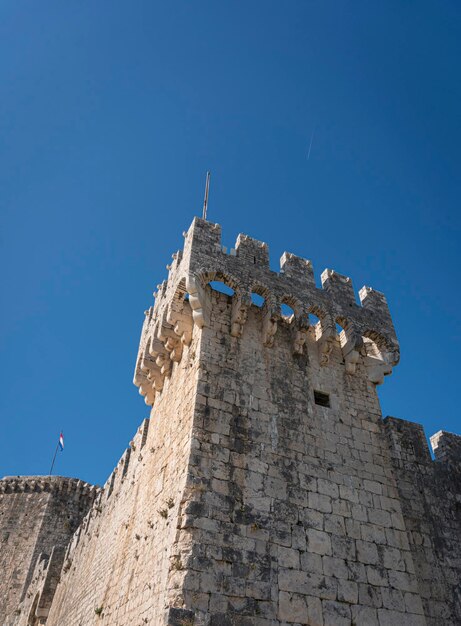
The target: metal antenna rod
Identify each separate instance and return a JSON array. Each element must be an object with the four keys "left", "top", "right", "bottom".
[
  {"left": 49, "top": 441, "right": 59, "bottom": 475},
  {"left": 49, "top": 429, "right": 63, "bottom": 475},
  {"left": 202, "top": 171, "right": 210, "bottom": 220}
]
